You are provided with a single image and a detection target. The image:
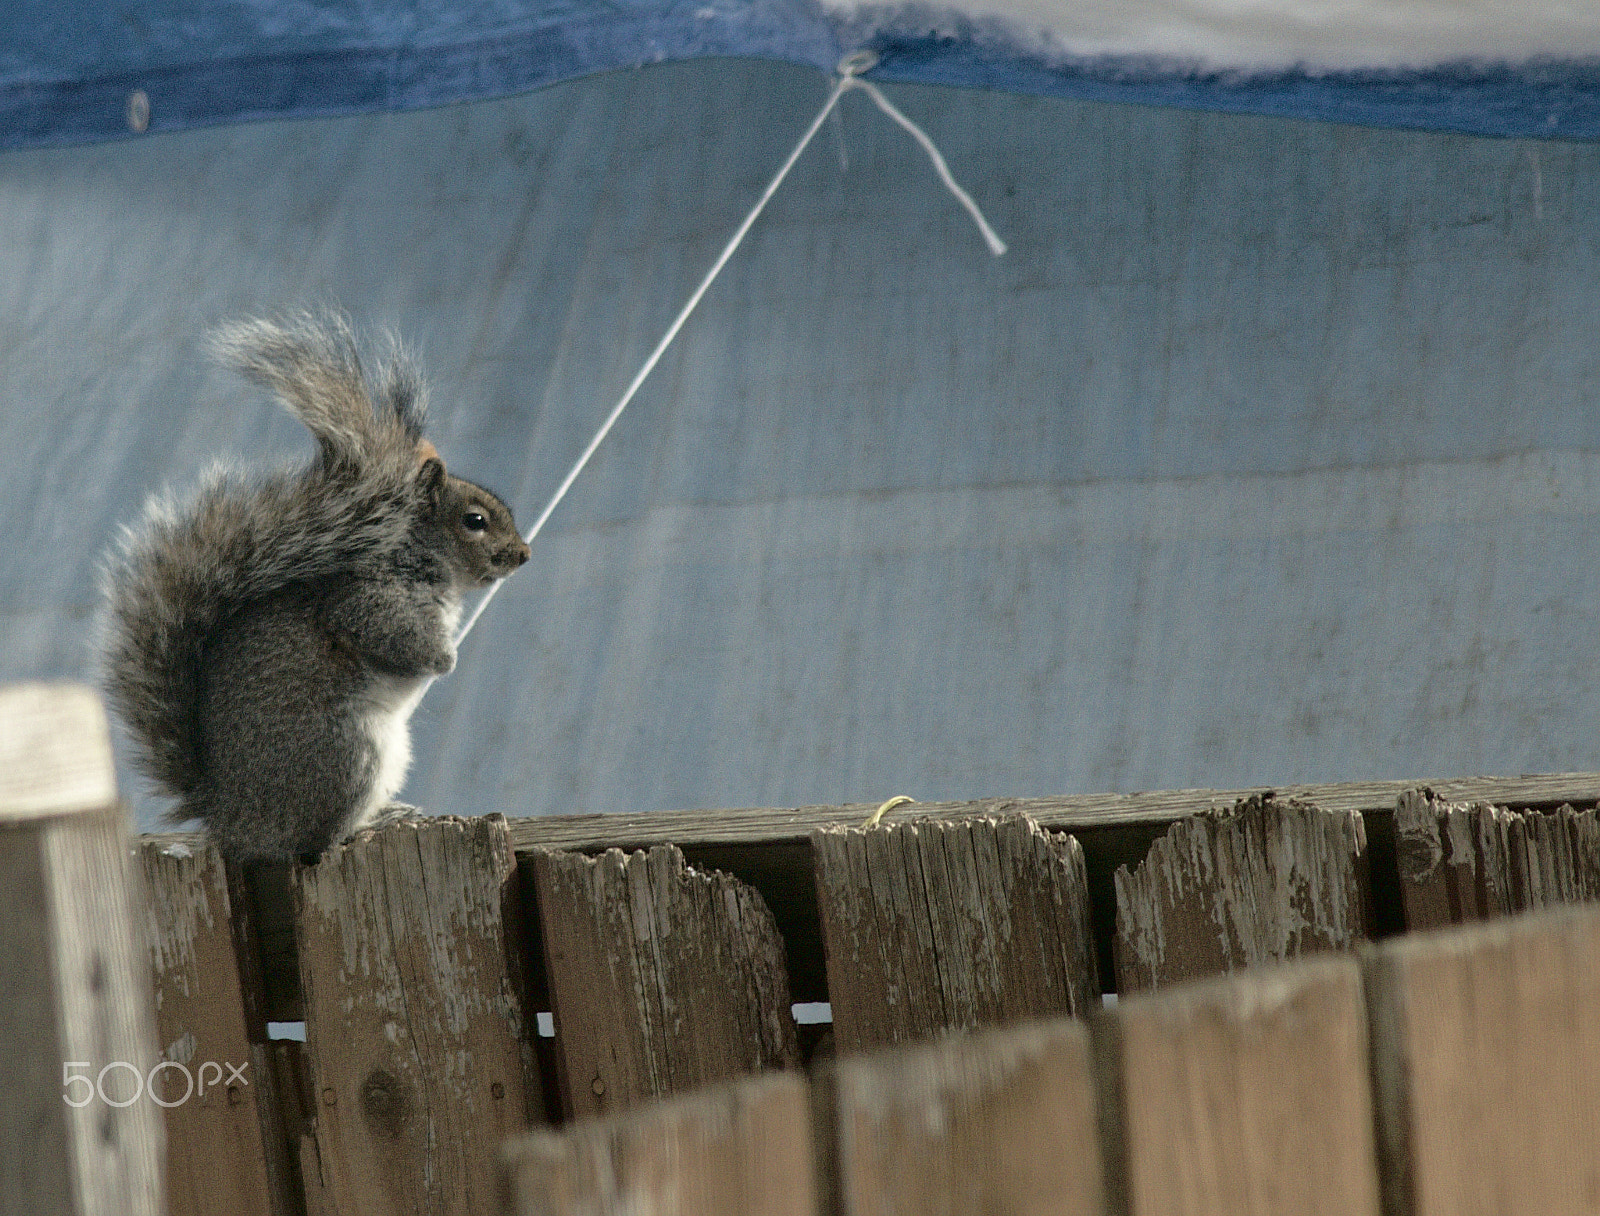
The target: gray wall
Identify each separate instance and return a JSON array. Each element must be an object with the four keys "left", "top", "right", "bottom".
[{"left": 4, "top": 57, "right": 1599, "bottom": 831}]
